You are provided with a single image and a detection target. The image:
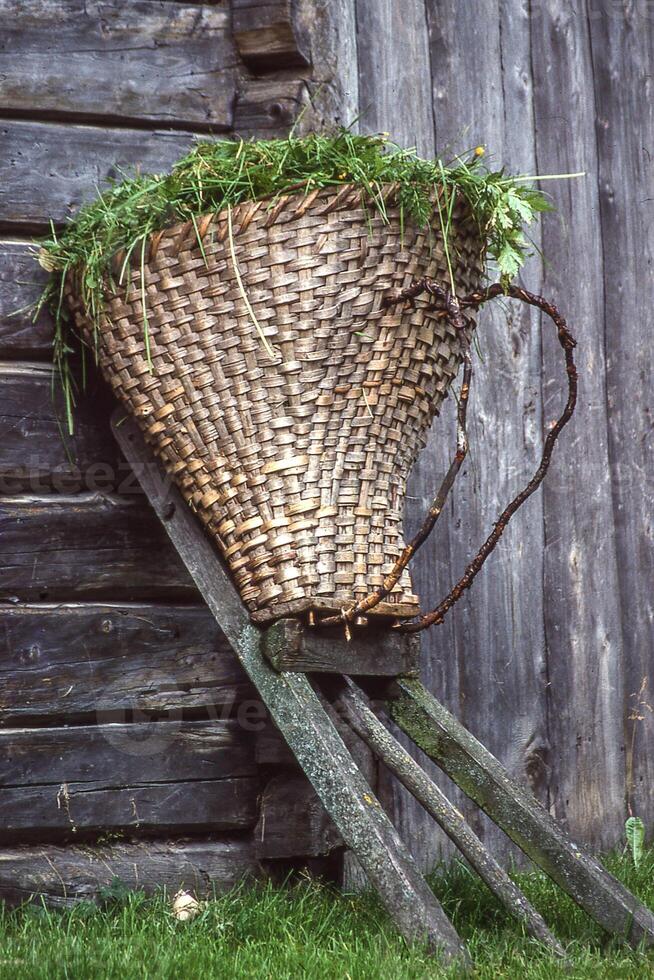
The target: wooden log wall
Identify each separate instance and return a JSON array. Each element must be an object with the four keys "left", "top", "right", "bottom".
[
  {"left": 342, "top": 0, "right": 654, "bottom": 869},
  {"left": 0, "top": 0, "right": 344, "bottom": 904}
]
